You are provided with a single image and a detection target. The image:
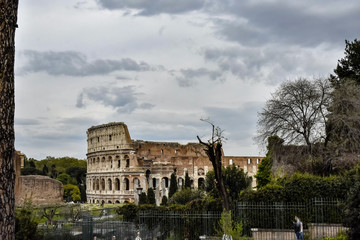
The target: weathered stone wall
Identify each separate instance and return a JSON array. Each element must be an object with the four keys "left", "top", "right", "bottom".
[
  {"left": 15, "top": 175, "right": 63, "bottom": 205},
  {"left": 86, "top": 122, "right": 263, "bottom": 205}
]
